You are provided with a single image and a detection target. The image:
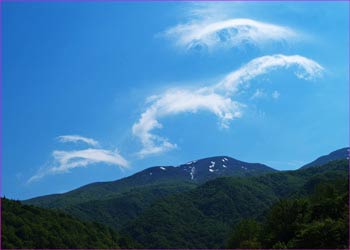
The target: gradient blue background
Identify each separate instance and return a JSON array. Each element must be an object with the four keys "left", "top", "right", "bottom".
[{"left": 2, "top": 2, "right": 349, "bottom": 199}]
